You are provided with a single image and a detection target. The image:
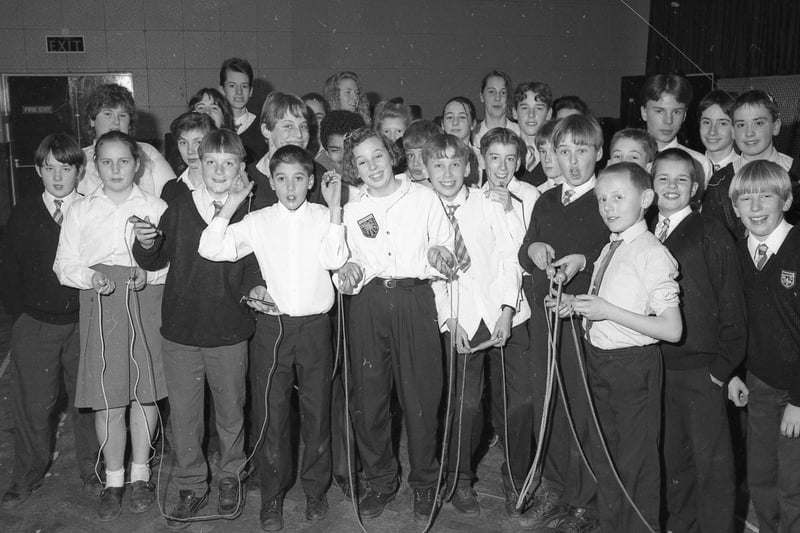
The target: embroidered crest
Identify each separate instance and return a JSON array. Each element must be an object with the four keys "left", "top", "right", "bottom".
[
  {"left": 781, "top": 270, "right": 796, "bottom": 289},
  {"left": 358, "top": 214, "right": 379, "bottom": 238}
]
